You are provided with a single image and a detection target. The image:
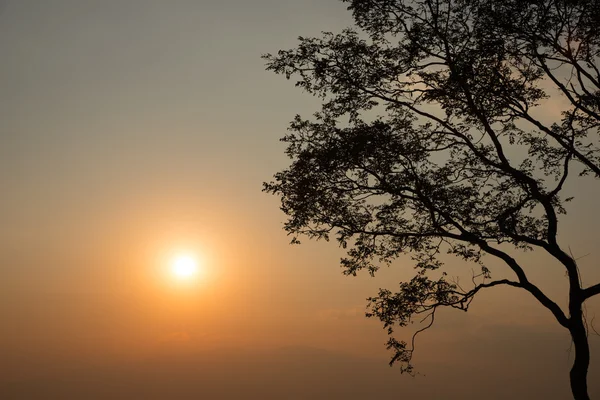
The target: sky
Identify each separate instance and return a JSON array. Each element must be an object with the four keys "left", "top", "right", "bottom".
[{"left": 1, "top": 1, "right": 599, "bottom": 399}]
